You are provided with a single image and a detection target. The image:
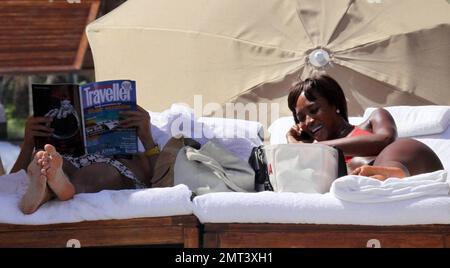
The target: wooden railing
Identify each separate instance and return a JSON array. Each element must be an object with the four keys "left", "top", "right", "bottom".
[{"left": 0, "top": 0, "right": 100, "bottom": 74}]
